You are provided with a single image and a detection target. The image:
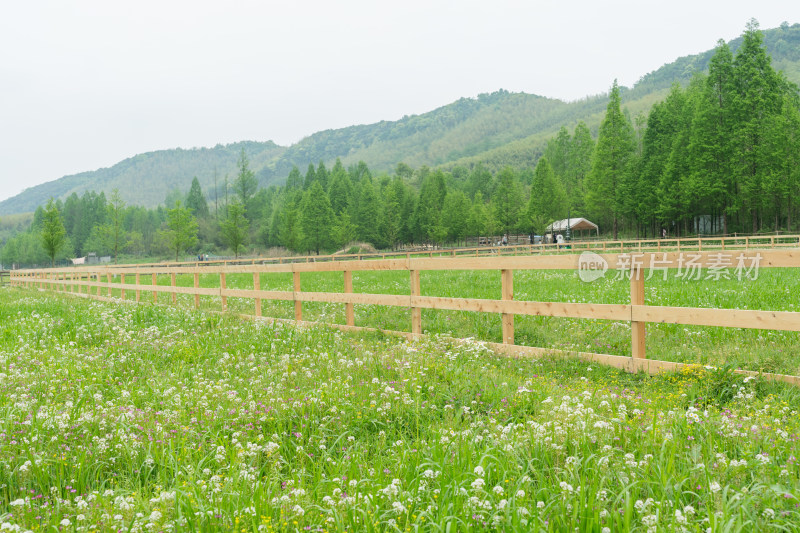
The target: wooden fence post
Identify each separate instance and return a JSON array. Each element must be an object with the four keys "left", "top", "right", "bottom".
[
  {"left": 220, "top": 272, "right": 227, "bottom": 312},
  {"left": 293, "top": 271, "right": 302, "bottom": 321},
  {"left": 501, "top": 269, "right": 514, "bottom": 344},
  {"left": 107, "top": 273, "right": 112, "bottom": 297},
  {"left": 171, "top": 272, "right": 177, "bottom": 304},
  {"left": 152, "top": 273, "right": 158, "bottom": 303},
  {"left": 135, "top": 273, "right": 141, "bottom": 302},
  {"left": 344, "top": 270, "right": 354, "bottom": 326},
  {"left": 631, "top": 263, "right": 645, "bottom": 359},
  {"left": 194, "top": 272, "right": 200, "bottom": 309},
  {"left": 253, "top": 272, "right": 261, "bottom": 316},
  {"left": 410, "top": 269, "right": 421, "bottom": 336}
]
